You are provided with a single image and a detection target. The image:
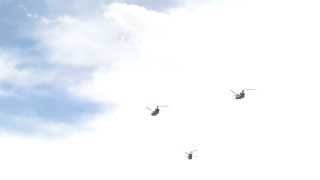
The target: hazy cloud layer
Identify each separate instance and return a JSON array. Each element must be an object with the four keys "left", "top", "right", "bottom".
[{"left": 2, "top": 0, "right": 320, "bottom": 136}]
